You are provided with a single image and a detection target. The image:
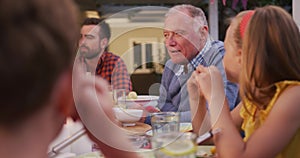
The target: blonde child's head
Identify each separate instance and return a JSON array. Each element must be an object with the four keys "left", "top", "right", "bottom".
[{"left": 223, "top": 10, "right": 254, "bottom": 83}]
